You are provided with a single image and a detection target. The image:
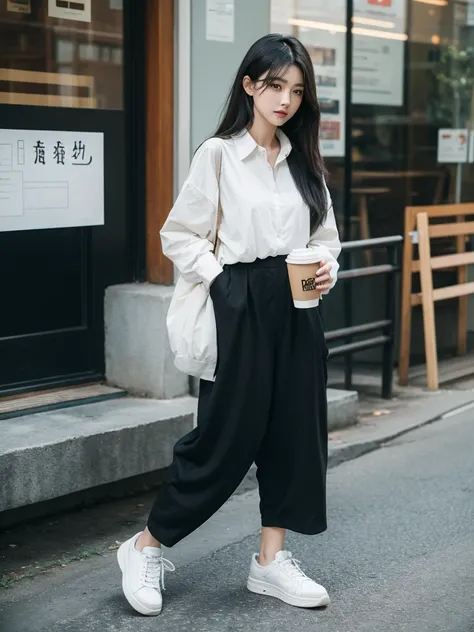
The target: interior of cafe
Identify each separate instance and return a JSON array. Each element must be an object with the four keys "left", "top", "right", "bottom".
[{"left": 272, "top": 0, "right": 474, "bottom": 374}]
